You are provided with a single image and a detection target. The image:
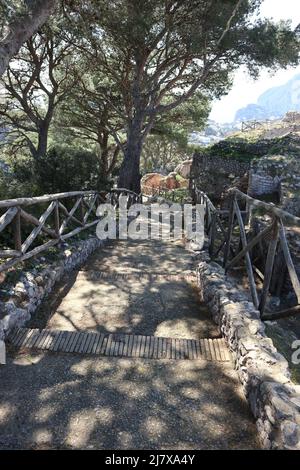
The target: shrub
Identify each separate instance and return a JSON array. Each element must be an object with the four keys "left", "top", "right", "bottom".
[{"left": 34, "top": 145, "right": 111, "bottom": 194}]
